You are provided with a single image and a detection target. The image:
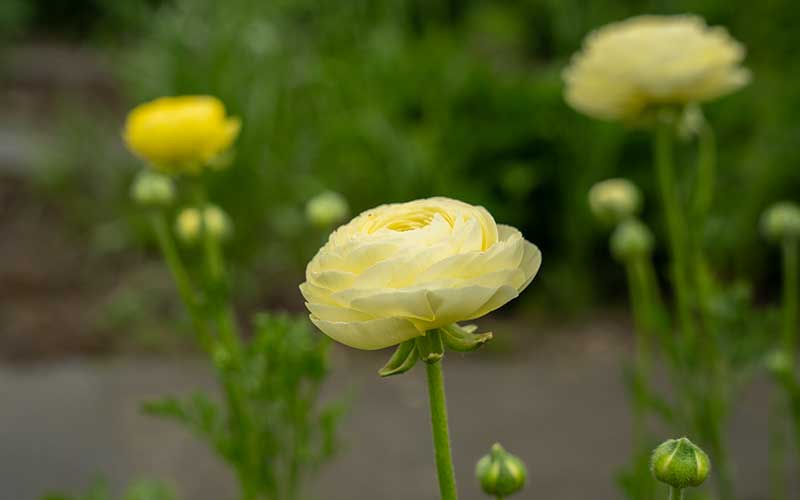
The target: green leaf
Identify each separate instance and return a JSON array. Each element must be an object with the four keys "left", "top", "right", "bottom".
[
  {"left": 440, "top": 324, "right": 493, "bottom": 352},
  {"left": 415, "top": 330, "right": 444, "bottom": 364},
  {"left": 378, "top": 339, "right": 418, "bottom": 377}
]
